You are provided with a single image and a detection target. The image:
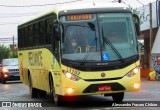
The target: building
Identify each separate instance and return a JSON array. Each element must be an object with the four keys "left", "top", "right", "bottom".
[{"left": 137, "top": 0, "right": 160, "bottom": 78}]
